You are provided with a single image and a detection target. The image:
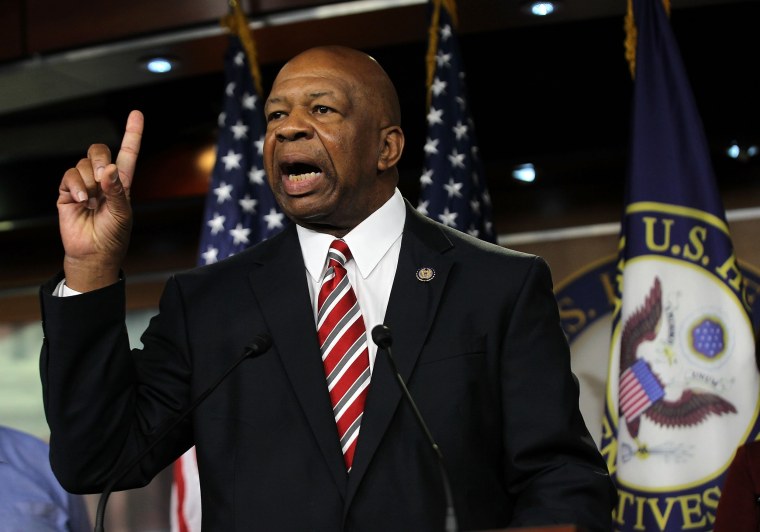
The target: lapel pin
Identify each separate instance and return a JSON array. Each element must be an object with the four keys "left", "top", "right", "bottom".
[{"left": 415, "top": 267, "right": 436, "bottom": 282}]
